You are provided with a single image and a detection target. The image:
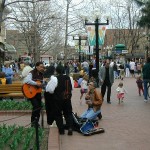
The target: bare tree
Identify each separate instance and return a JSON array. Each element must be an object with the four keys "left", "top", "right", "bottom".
[
  {"left": 107, "top": 0, "right": 146, "bottom": 55},
  {"left": 5, "top": 0, "right": 65, "bottom": 62}
]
